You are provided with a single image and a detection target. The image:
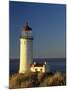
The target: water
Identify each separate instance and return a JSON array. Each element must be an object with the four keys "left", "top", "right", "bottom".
[{"left": 10, "top": 58, "right": 66, "bottom": 75}]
